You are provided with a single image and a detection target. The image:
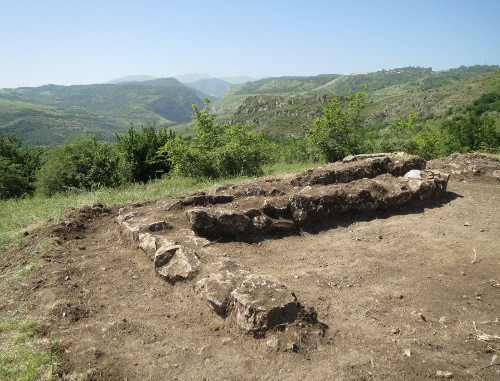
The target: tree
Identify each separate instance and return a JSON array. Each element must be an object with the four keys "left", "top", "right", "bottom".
[
  {"left": 444, "top": 113, "right": 499, "bottom": 153},
  {"left": 0, "top": 134, "right": 42, "bottom": 199},
  {"left": 36, "top": 136, "right": 124, "bottom": 196},
  {"left": 116, "top": 123, "right": 175, "bottom": 182},
  {"left": 306, "top": 90, "right": 366, "bottom": 162},
  {"left": 160, "top": 99, "right": 269, "bottom": 178}
]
